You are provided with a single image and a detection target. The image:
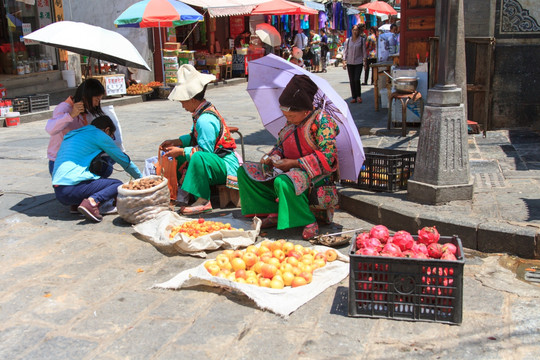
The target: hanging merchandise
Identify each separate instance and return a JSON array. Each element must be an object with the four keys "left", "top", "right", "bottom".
[
  {"left": 301, "top": 15, "right": 310, "bottom": 30},
  {"left": 319, "top": 11, "right": 327, "bottom": 29}
]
